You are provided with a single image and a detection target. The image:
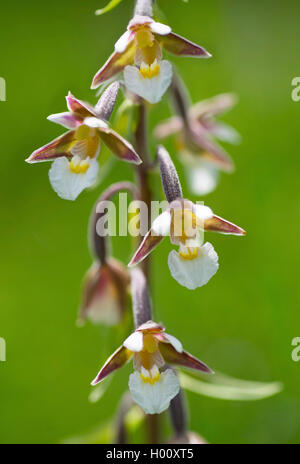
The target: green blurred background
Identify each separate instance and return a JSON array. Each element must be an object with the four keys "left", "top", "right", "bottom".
[{"left": 1, "top": 0, "right": 300, "bottom": 444}]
